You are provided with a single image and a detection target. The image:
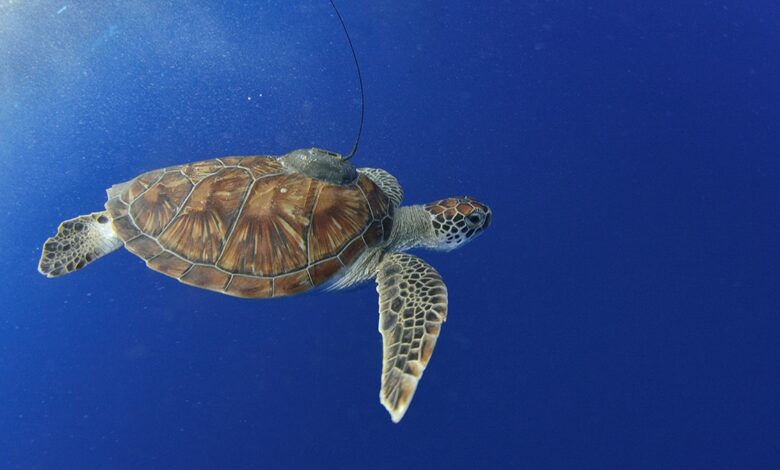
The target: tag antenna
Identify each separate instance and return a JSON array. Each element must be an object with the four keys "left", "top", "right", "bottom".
[{"left": 329, "top": 0, "right": 364, "bottom": 161}]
